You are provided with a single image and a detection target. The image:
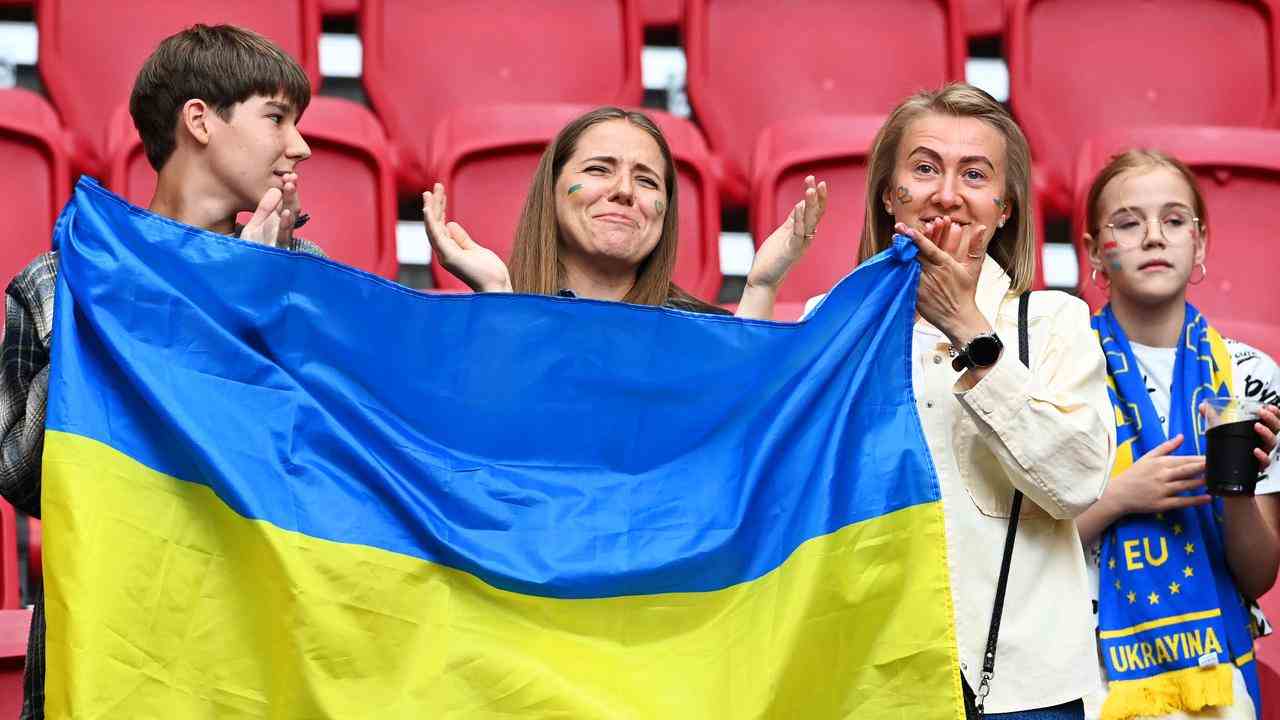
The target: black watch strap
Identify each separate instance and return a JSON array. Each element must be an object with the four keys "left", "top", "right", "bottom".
[{"left": 951, "top": 333, "right": 1002, "bottom": 372}]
